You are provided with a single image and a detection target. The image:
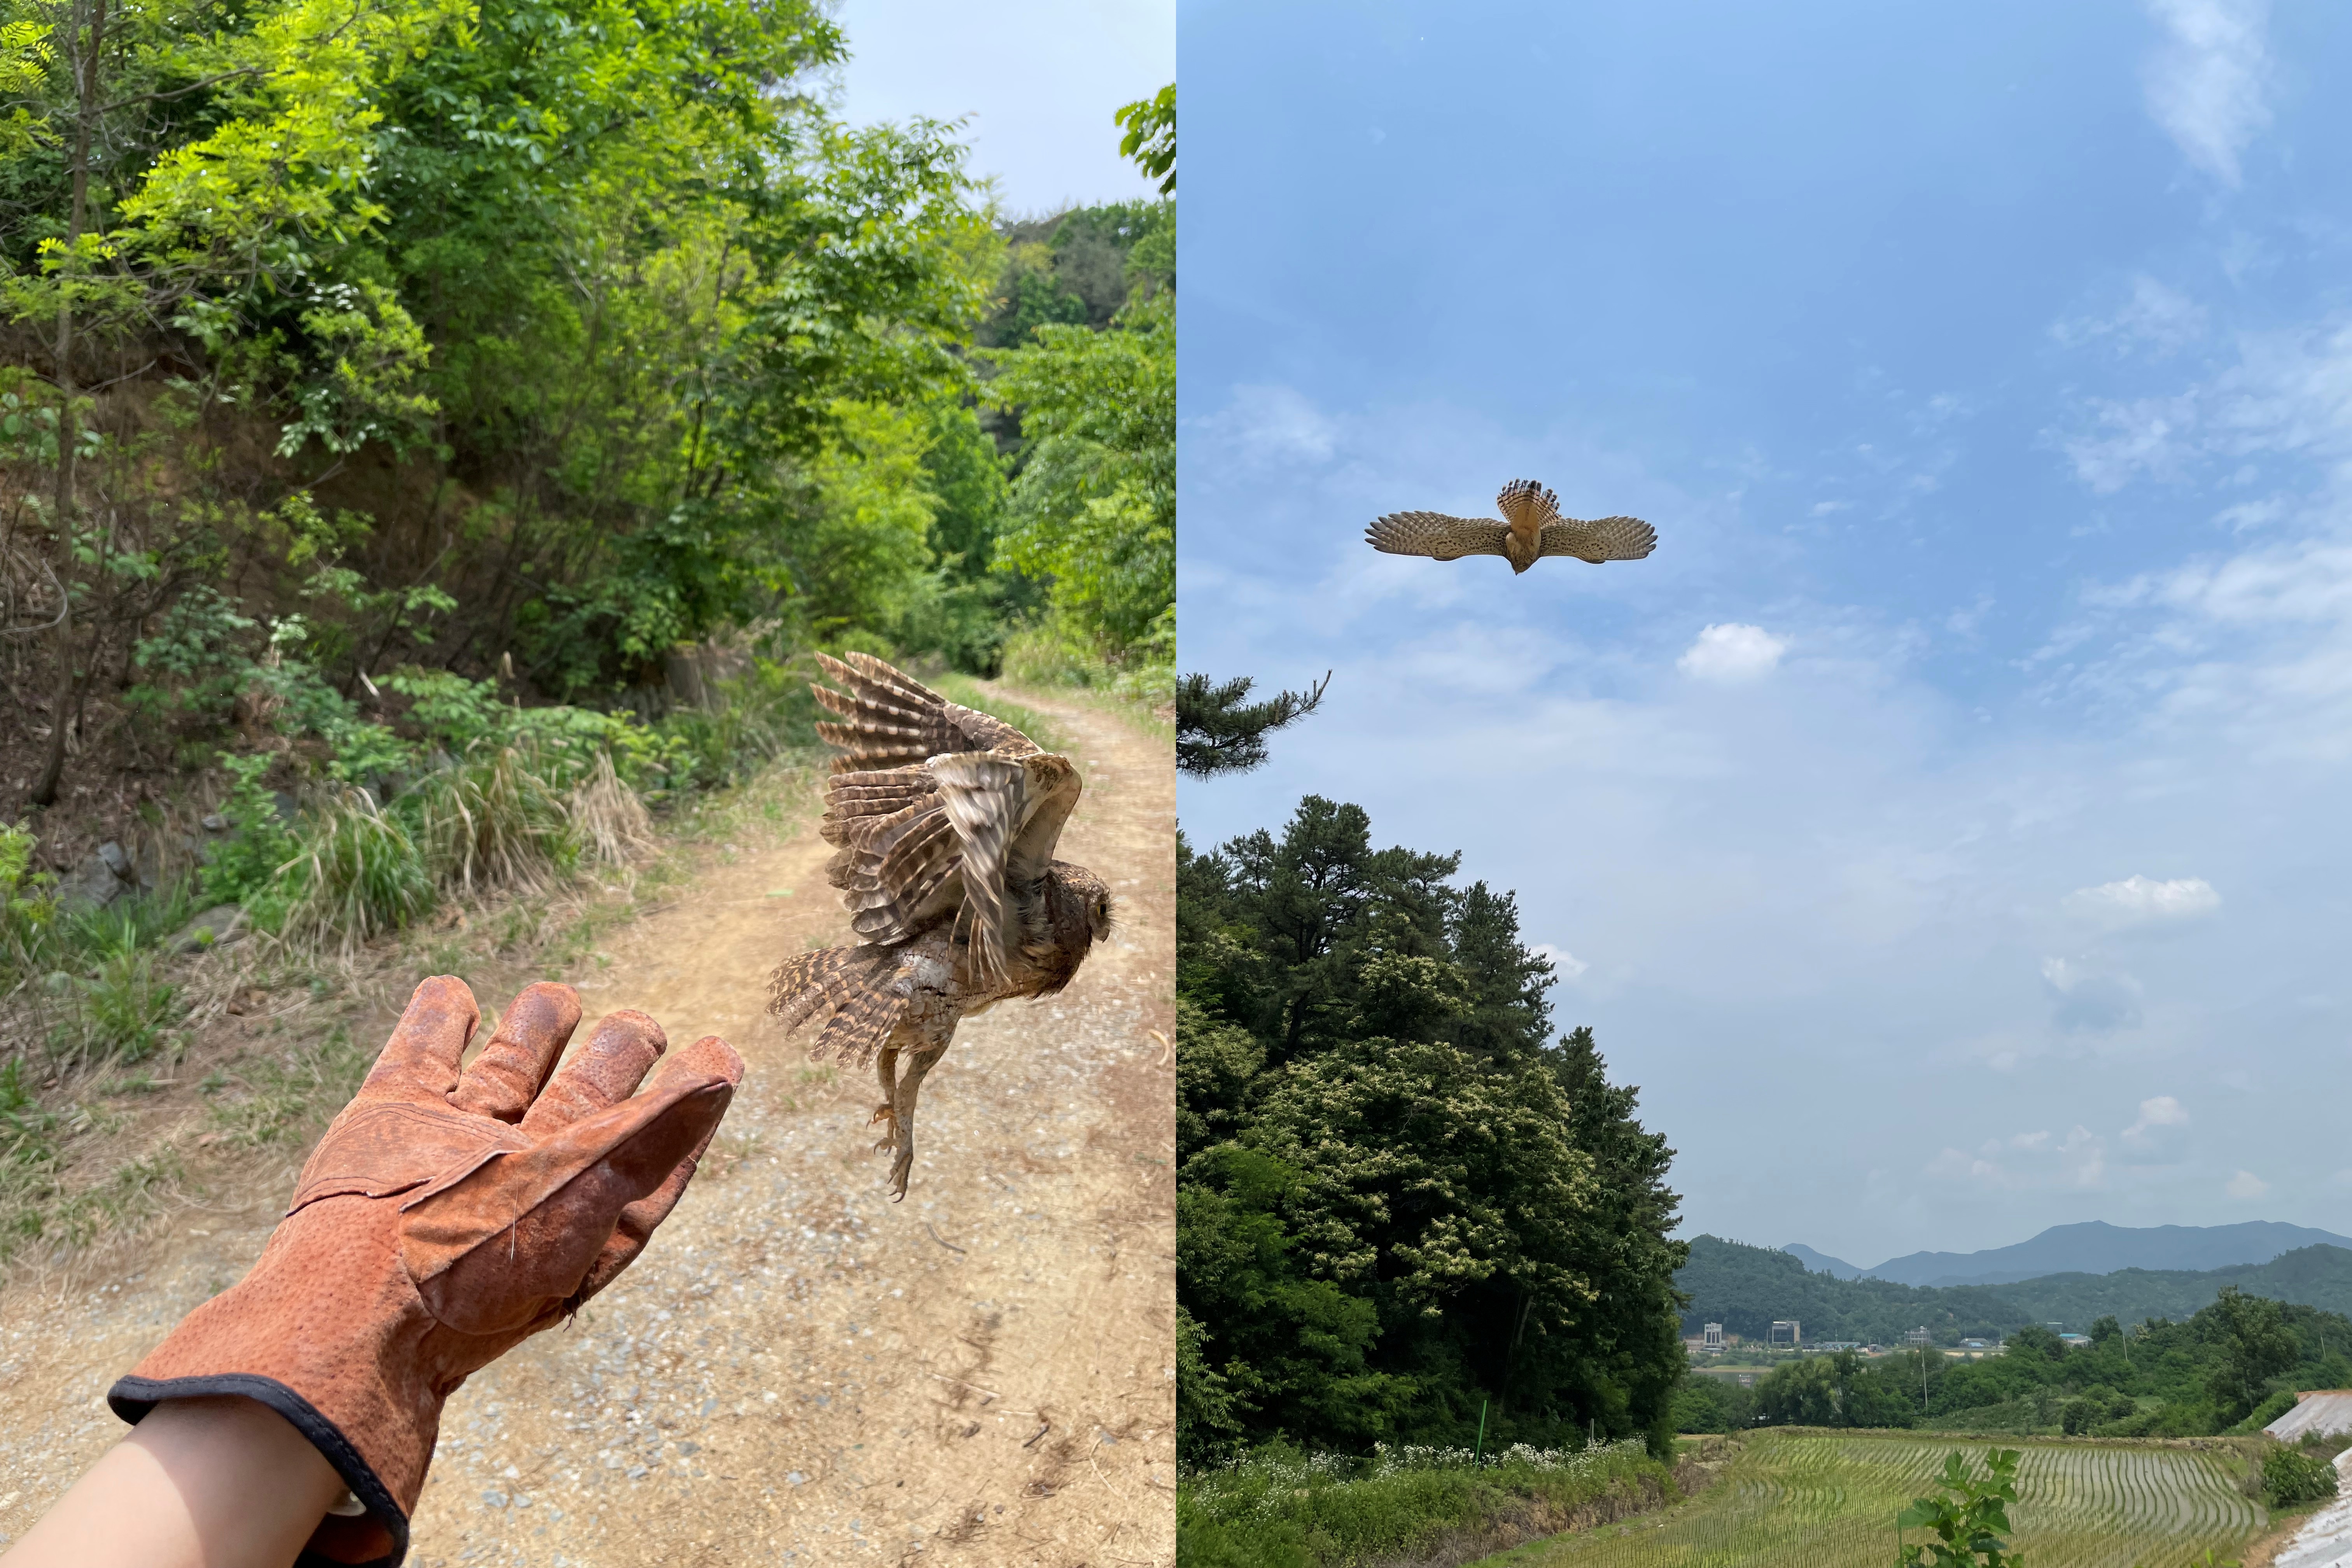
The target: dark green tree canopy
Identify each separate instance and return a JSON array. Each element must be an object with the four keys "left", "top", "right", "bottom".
[{"left": 1177, "top": 794, "right": 1688, "bottom": 1464}]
